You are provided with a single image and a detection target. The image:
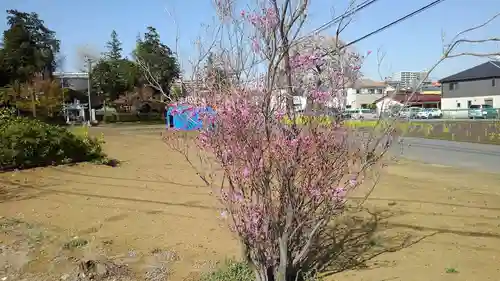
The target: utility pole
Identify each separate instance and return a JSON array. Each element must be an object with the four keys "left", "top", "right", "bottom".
[
  {"left": 60, "top": 69, "right": 69, "bottom": 124},
  {"left": 86, "top": 57, "right": 93, "bottom": 125}
]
